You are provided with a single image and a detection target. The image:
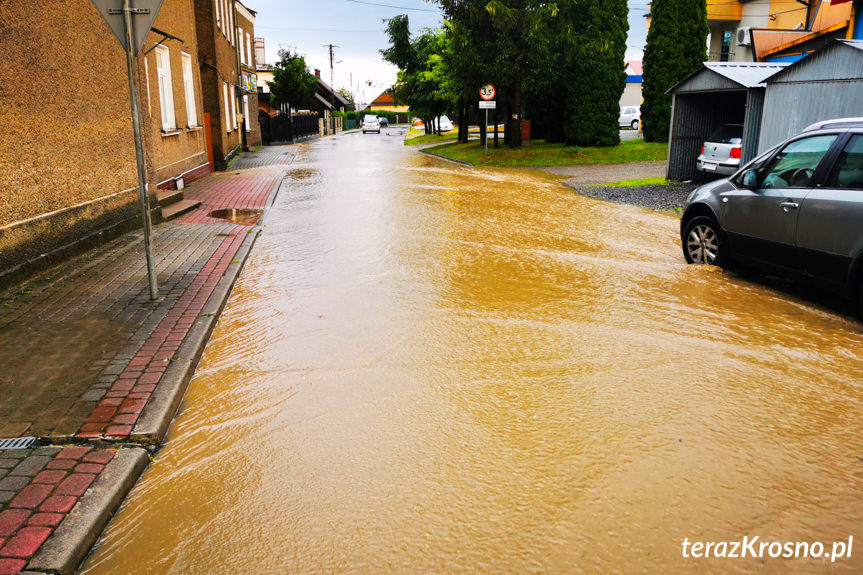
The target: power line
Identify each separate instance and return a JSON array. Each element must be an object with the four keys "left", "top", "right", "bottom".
[
  {"left": 257, "top": 25, "right": 382, "bottom": 32},
  {"left": 344, "top": 0, "right": 441, "bottom": 12}
]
